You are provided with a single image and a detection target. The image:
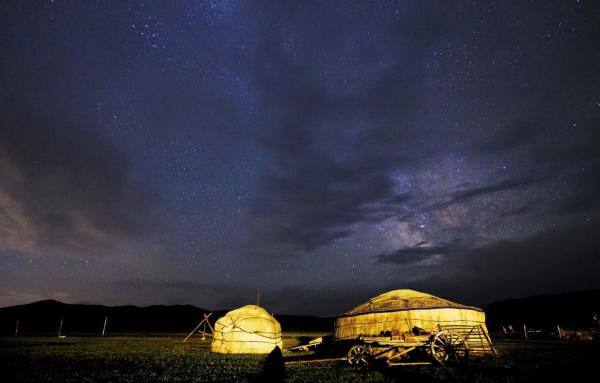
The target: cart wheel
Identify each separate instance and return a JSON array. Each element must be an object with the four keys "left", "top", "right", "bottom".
[
  {"left": 430, "top": 330, "right": 468, "bottom": 365},
  {"left": 347, "top": 344, "right": 369, "bottom": 367}
]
